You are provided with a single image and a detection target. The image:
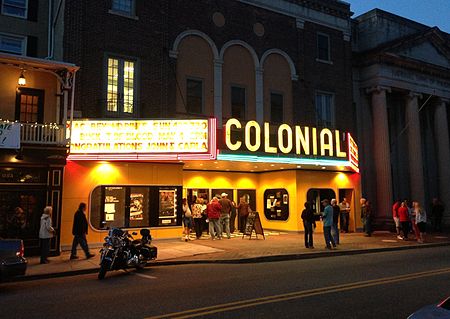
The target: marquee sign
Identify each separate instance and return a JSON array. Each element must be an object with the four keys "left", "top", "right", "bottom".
[
  {"left": 68, "top": 119, "right": 217, "bottom": 161},
  {"left": 219, "top": 118, "right": 359, "bottom": 172}
]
